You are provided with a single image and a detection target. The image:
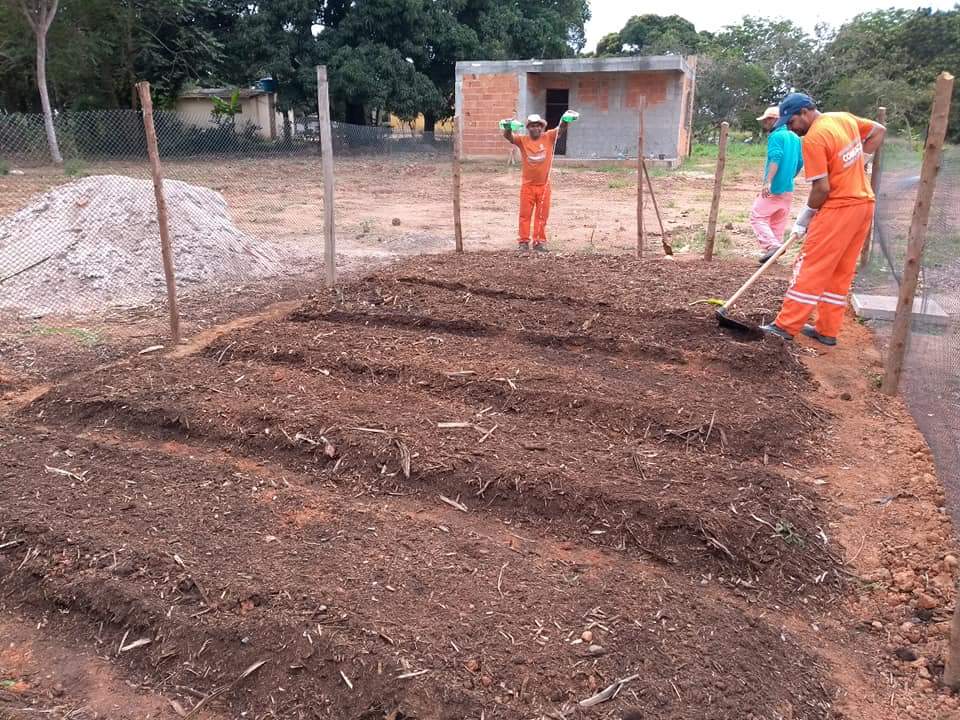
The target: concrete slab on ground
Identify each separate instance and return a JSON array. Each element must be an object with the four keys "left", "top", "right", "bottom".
[{"left": 852, "top": 293, "right": 950, "bottom": 328}]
